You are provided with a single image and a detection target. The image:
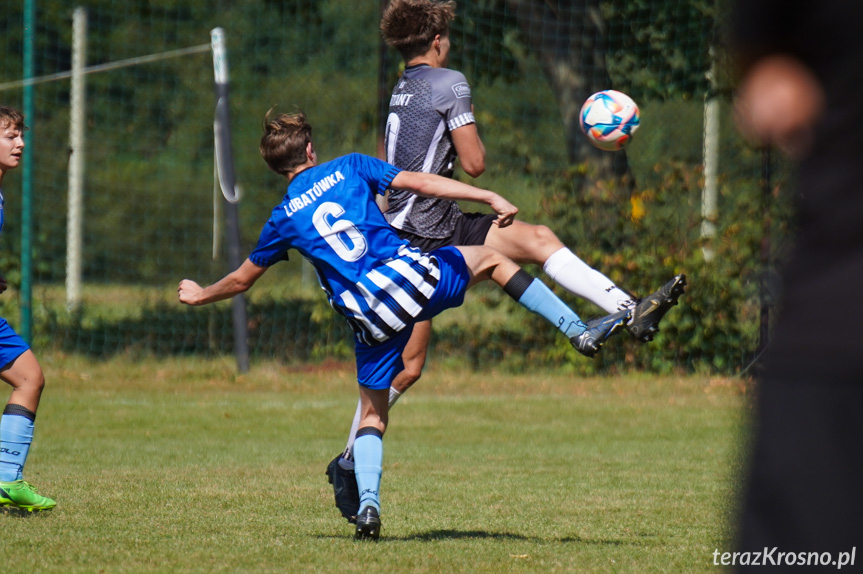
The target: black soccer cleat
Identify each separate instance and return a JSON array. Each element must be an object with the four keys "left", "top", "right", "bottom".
[
  {"left": 627, "top": 274, "right": 687, "bottom": 342},
  {"left": 354, "top": 506, "right": 381, "bottom": 541},
  {"left": 326, "top": 455, "right": 360, "bottom": 524},
  {"left": 570, "top": 308, "right": 631, "bottom": 358}
]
